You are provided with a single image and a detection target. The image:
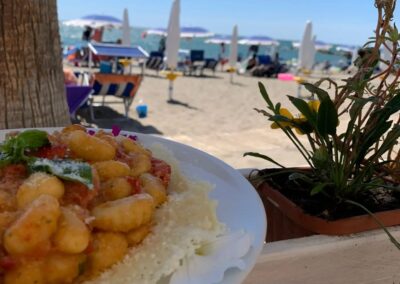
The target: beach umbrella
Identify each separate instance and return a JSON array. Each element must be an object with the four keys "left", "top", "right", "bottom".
[
  {"left": 63, "top": 14, "right": 123, "bottom": 28},
  {"left": 298, "top": 21, "right": 315, "bottom": 72},
  {"left": 335, "top": 44, "right": 357, "bottom": 54},
  {"left": 180, "top": 27, "right": 214, "bottom": 38},
  {"left": 379, "top": 41, "right": 393, "bottom": 71},
  {"left": 165, "top": 0, "right": 180, "bottom": 102},
  {"left": 238, "top": 35, "right": 279, "bottom": 46},
  {"left": 144, "top": 26, "right": 213, "bottom": 39},
  {"left": 293, "top": 40, "right": 332, "bottom": 52},
  {"left": 228, "top": 25, "right": 238, "bottom": 83},
  {"left": 205, "top": 35, "right": 231, "bottom": 45},
  {"left": 122, "top": 9, "right": 130, "bottom": 46}
]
